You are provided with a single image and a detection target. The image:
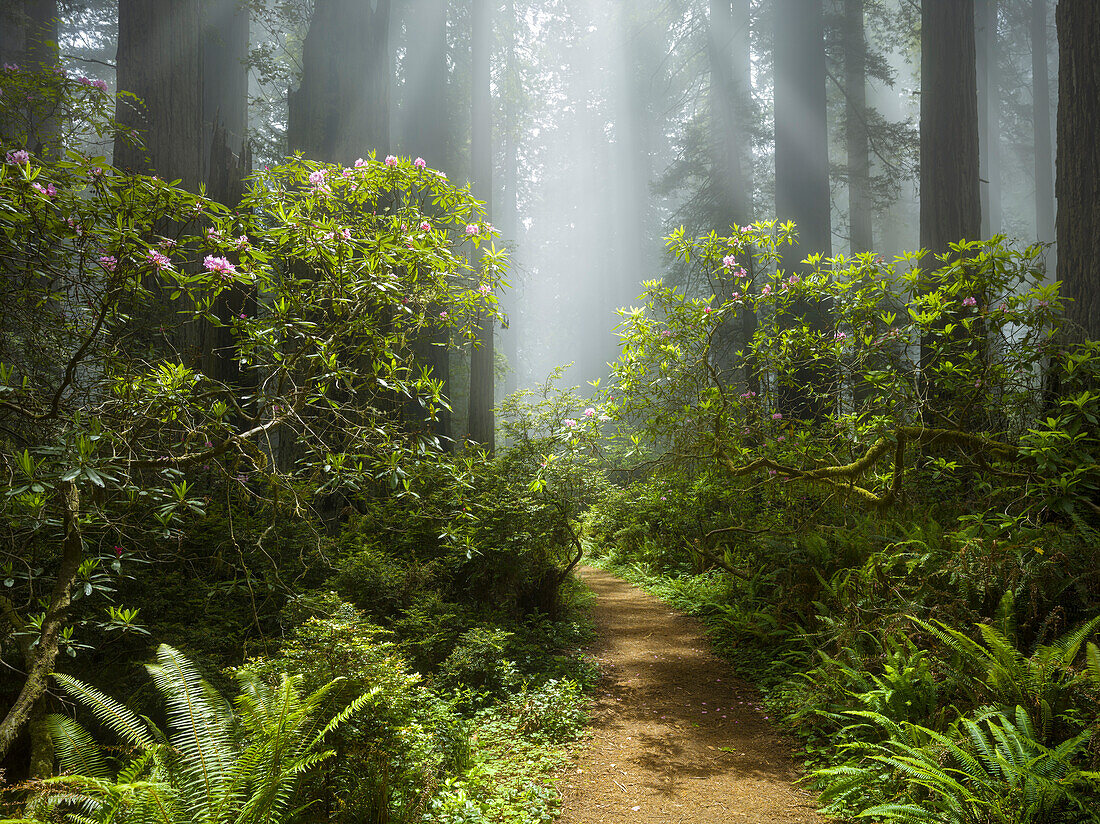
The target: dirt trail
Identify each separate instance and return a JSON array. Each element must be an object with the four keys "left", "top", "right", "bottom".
[{"left": 558, "top": 566, "right": 821, "bottom": 824}]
